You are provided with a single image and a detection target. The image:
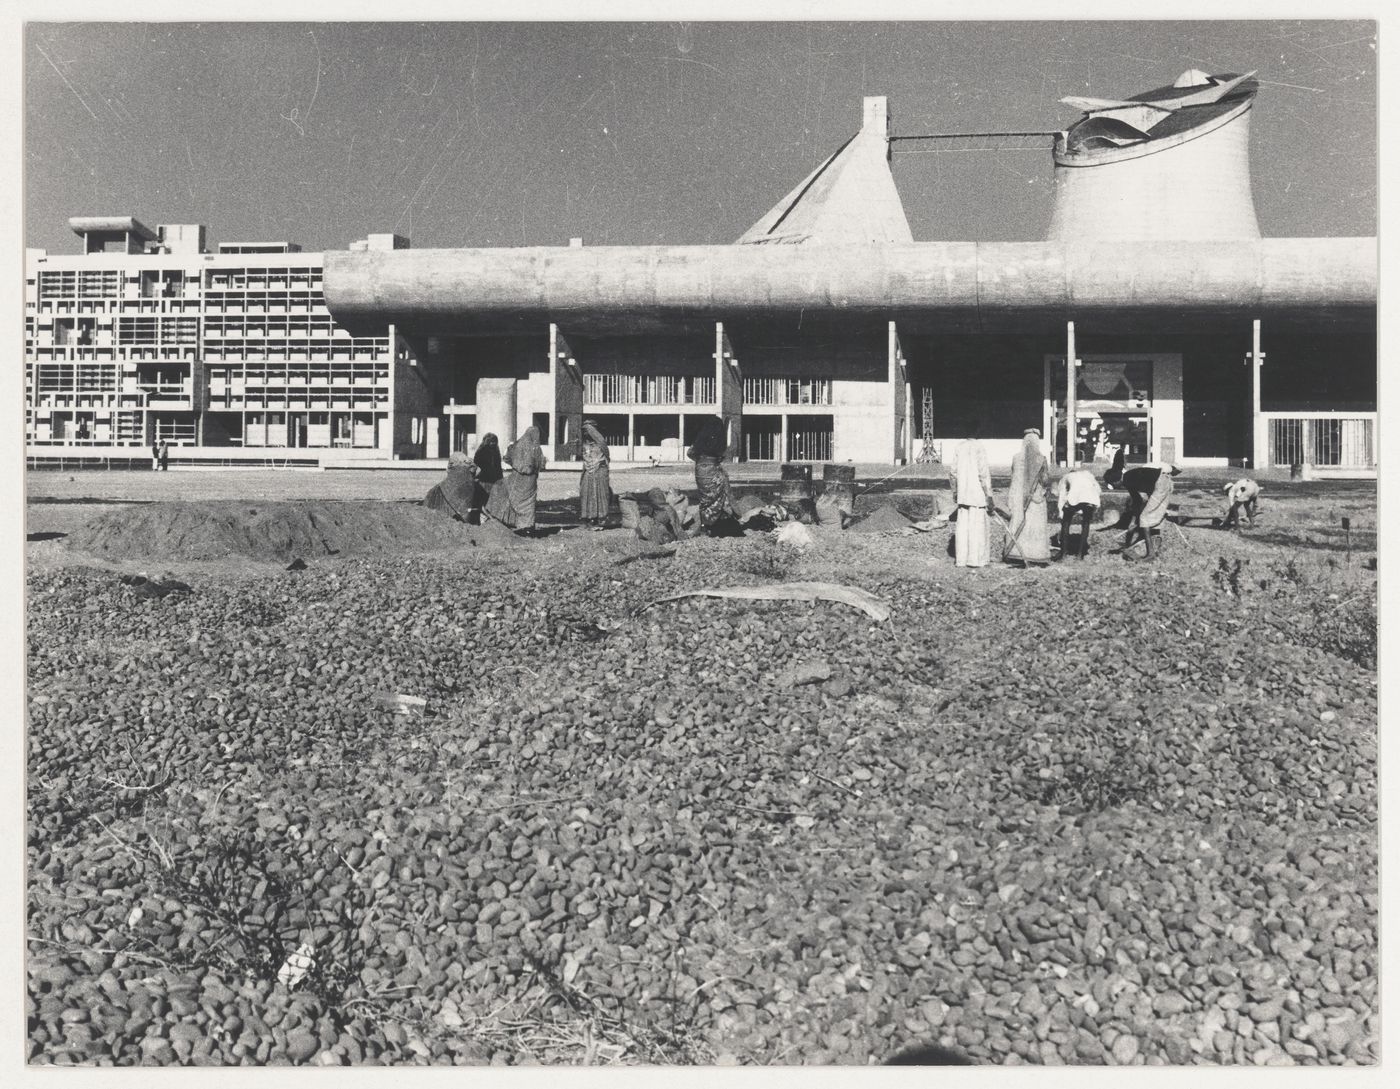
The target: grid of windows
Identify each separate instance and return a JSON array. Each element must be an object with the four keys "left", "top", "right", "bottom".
[{"left": 26, "top": 249, "right": 393, "bottom": 452}]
